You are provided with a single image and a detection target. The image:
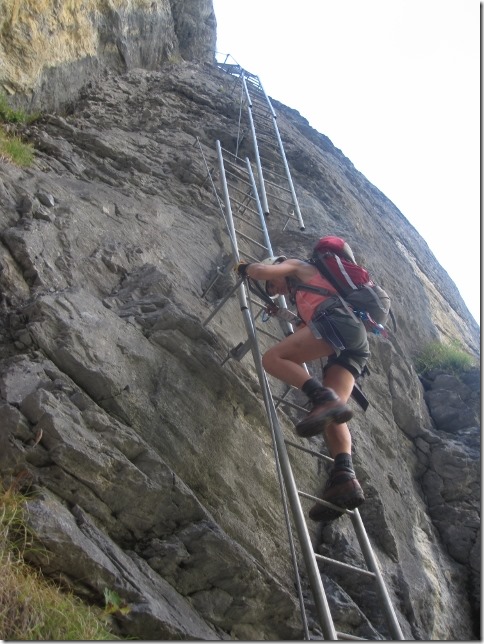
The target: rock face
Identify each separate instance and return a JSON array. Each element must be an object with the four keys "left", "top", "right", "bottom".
[
  {"left": 0, "top": 0, "right": 216, "bottom": 111},
  {"left": 0, "top": 2, "right": 480, "bottom": 640}
]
